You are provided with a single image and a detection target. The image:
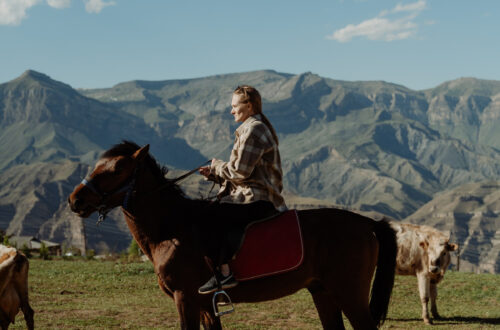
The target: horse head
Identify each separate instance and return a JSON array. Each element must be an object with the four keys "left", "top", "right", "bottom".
[{"left": 68, "top": 142, "right": 150, "bottom": 218}]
